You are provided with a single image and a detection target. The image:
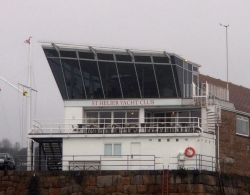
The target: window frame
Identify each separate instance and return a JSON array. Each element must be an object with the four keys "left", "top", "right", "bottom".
[
  {"left": 236, "top": 115, "right": 249, "bottom": 136},
  {"left": 104, "top": 143, "right": 122, "bottom": 156}
]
